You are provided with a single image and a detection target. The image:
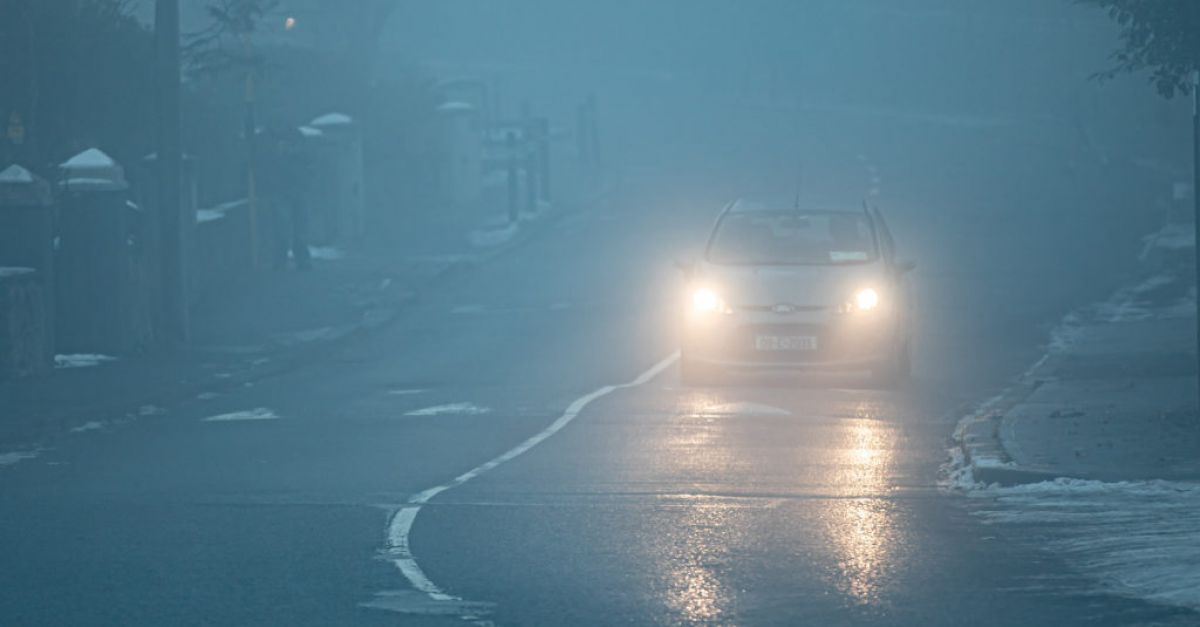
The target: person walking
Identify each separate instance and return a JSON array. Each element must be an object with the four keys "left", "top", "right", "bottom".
[{"left": 260, "top": 127, "right": 312, "bottom": 270}]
